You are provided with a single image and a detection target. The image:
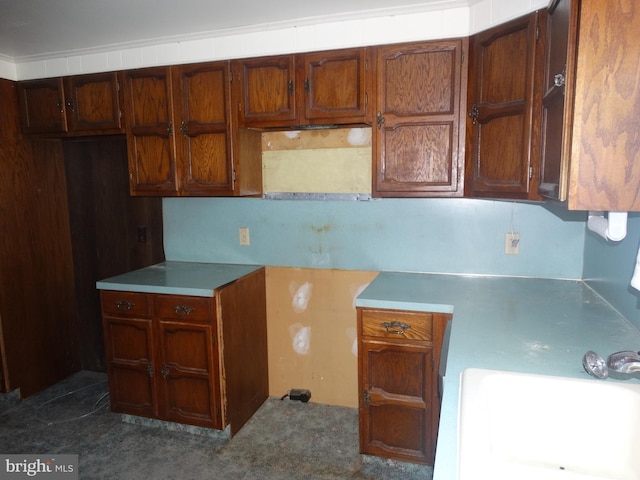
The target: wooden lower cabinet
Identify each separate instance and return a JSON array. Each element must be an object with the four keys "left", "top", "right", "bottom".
[
  {"left": 101, "top": 268, "right": 268, "bottom": 435},
  {"left": 357, "top": 308, "right": 451, "bottom": 465}
]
